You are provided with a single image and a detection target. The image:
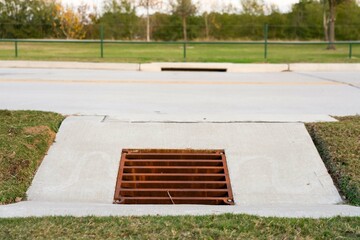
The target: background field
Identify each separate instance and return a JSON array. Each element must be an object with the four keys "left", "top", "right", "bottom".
[{"left": 0, "top": 41, "right": 359, "bottom": 63}]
